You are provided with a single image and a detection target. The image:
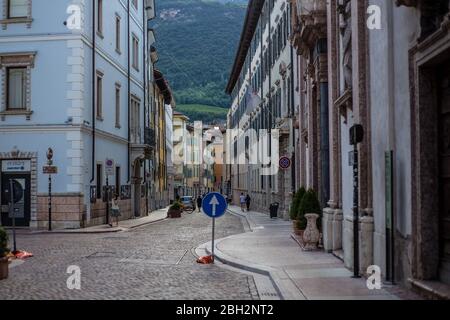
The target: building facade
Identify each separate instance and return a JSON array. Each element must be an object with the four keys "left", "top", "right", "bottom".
[
  {"left": 225, "top": 0, "right": 450, "bottom": 295},
  {"left": 172, "top": 110, "right": 189, "bottom": 198},
  {"left": 226, "top": 0, "right": 295, "bottom": 218},
  {"left": 0, "top": 0, "right": 172, "bottom": 229},
  {"left": 290, "top": 0, "right": 450, "bottom": 295},
  {"left": 152, "top": 68, "right": 172, "bottom": 209}
]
